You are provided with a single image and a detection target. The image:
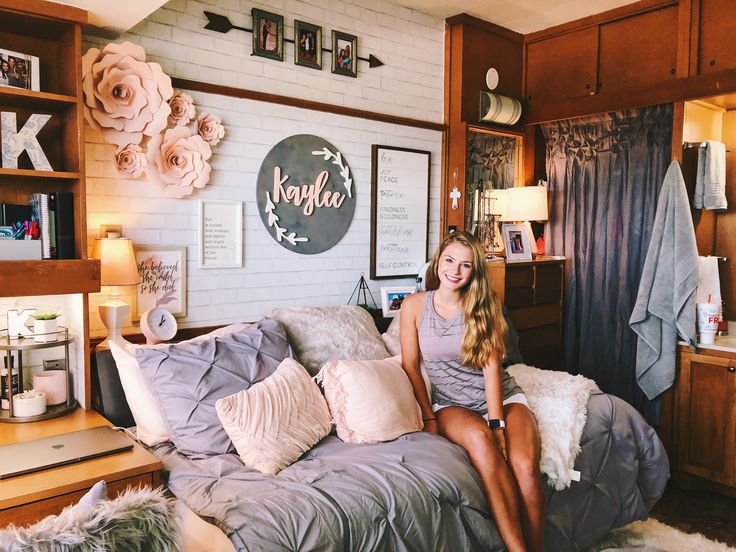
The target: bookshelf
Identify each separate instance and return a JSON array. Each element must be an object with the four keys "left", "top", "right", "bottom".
[{"left": 0, "top": 0, "right": 99, "bottom": 407}]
